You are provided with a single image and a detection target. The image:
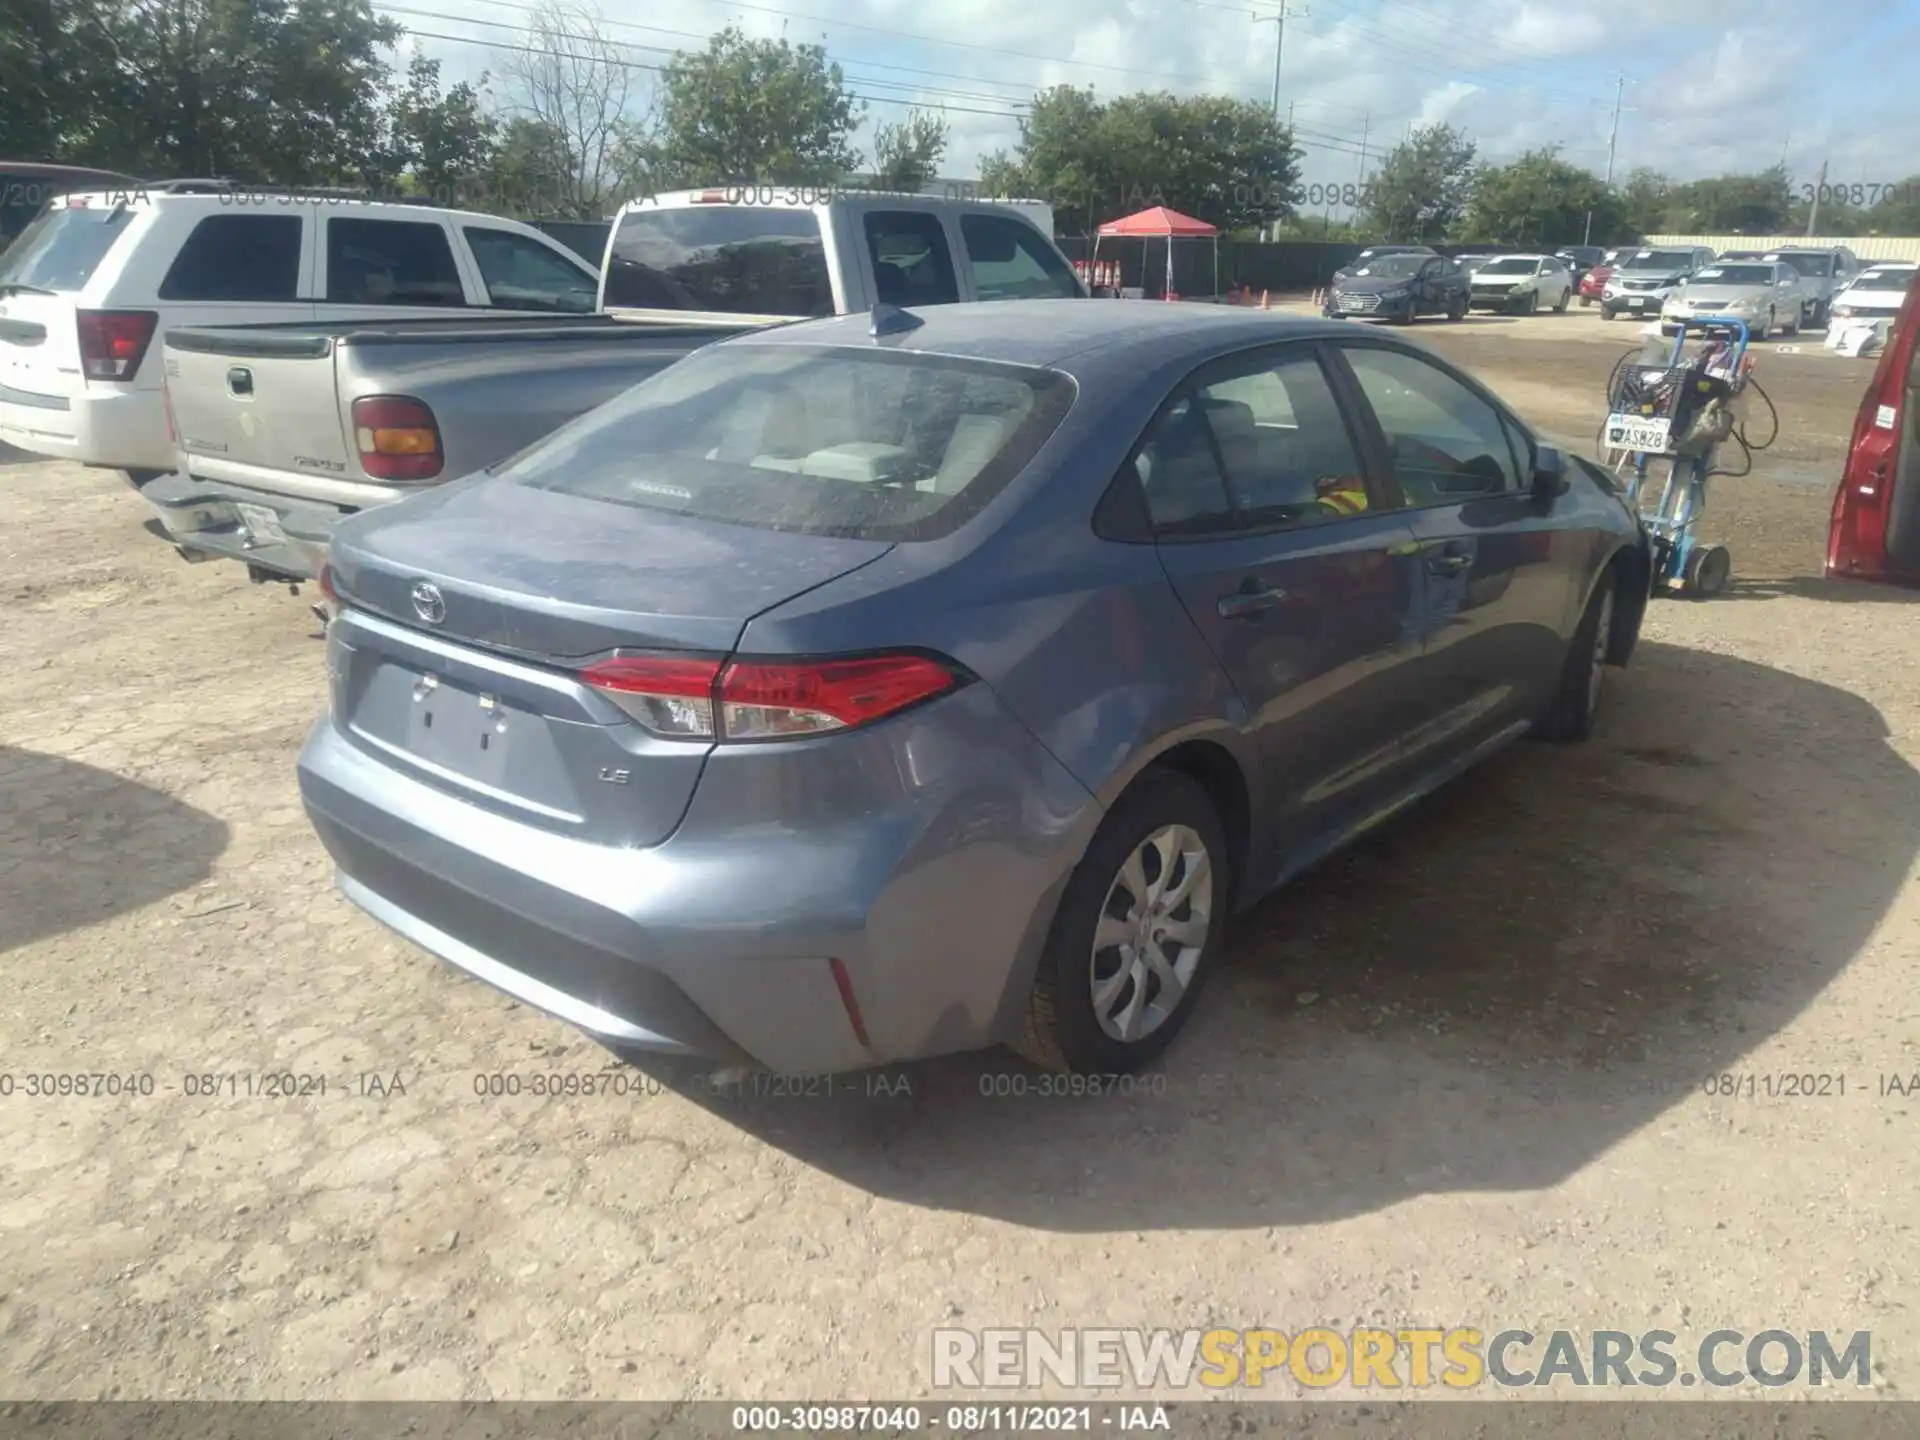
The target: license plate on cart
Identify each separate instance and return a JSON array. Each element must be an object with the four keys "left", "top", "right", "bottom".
[{"left": 1606, "top": 413, "right": 1672, "bottom": 453}]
